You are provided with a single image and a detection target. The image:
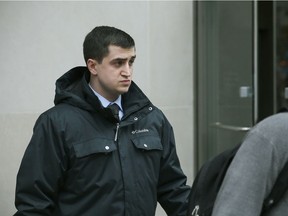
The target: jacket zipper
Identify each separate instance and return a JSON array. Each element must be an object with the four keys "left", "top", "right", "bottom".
[{"left": 114, "top": 123, "right": 120, "bottom": 141}]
